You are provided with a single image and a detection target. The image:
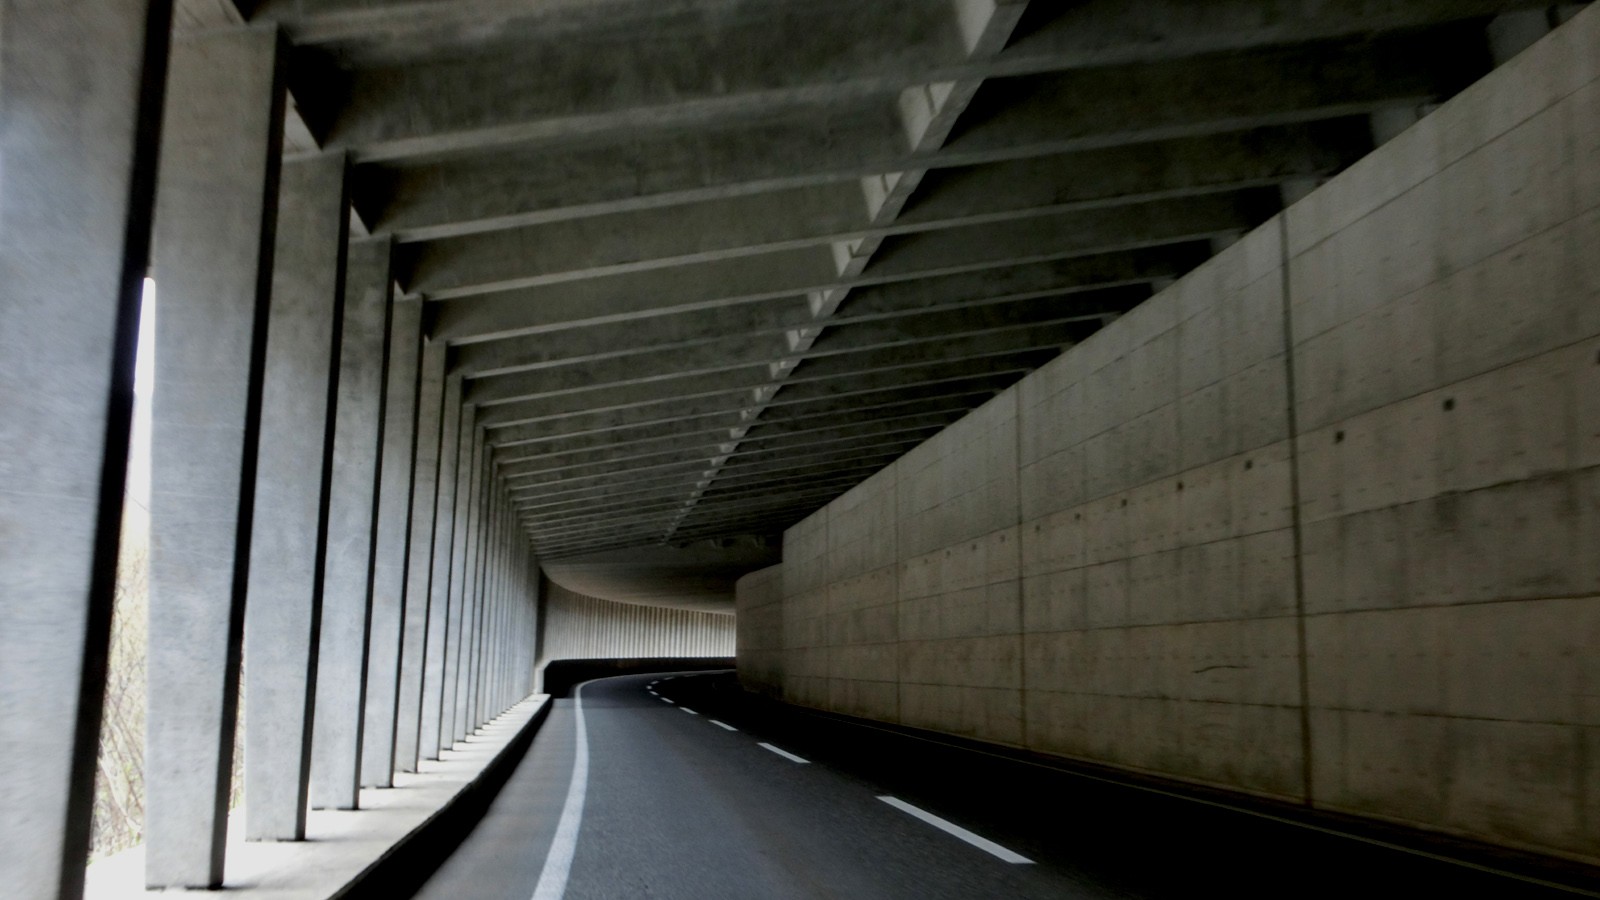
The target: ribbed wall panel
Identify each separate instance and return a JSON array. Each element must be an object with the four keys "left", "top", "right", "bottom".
[{"left": 538, "top": 582, "right": 734, "bottom": 664}]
